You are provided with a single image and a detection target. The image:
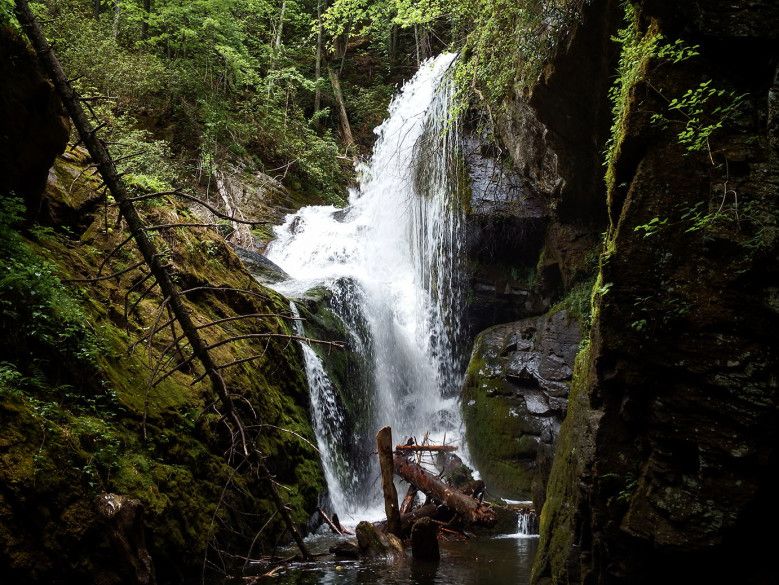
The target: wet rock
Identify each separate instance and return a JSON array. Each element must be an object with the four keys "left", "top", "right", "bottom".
[
  {"left": 410, "top": 517, "right": 439, "bottom": 561},
  {"left": 234, "top": 246, "right": 290, "bottom": 284},
  {"left": 462, "top": 135, "right": 550, "bottom": 333},
  {"left": 355, "top": 521, "right": 404, "bottom": 558},
  {"left": 462, "top": 310, "right": 580, "bottom": 506},
  {"left": 329, "top": 540, "right": 360, "bottom": 559},
  {"left": 532, "top": 2, "right": 779, "bottom": 583}
]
